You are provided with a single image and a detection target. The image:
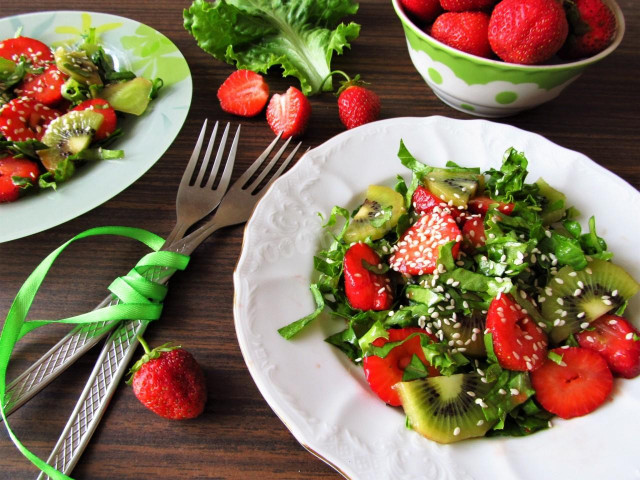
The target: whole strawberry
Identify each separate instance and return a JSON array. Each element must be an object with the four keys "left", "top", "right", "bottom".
[
  {"left": 488, "top": 0, "right": 569, "bottom": 65},
  {"left": 400, "top": 0, "right": 442, "bottom": 23},
  {"left": 440, "top": 0, "right": 497, "bottom": 12},
  {"left": 335, "top": 73, "right": 381, "bottom": 130},
  {"left": 127, "top": 337, "right": 207, "bottom": 420},
  {"left": 431, "top": 11, "right": 492, "bottom": 58},
  {"left": 559, "top": 0, "right": 617, "bottom": 59}
]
